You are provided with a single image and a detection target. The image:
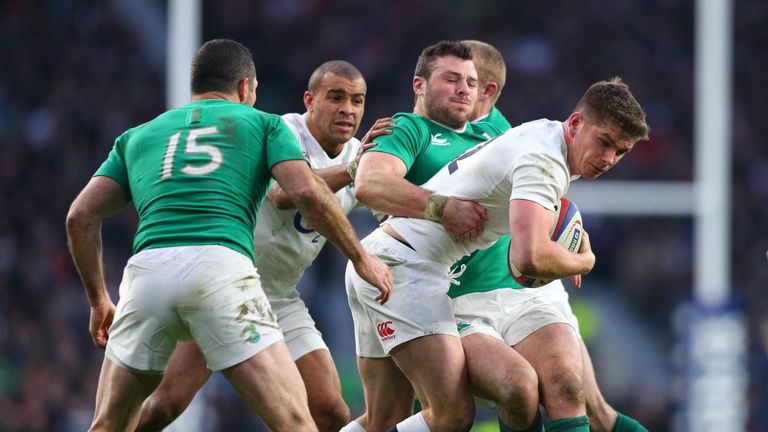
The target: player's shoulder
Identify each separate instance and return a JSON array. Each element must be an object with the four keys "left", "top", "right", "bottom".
[
  {"left": 280, "top": 112, "right": 305, "bottom": 128},
  {"left": 391, "top": 112, "right": 432, "bottom": 130},
  {"left": 279, "top": 112, "right": 307, "bottom": 138},
  {"left": 504, "top": 119, "right": 562, "bottom": 146}
]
